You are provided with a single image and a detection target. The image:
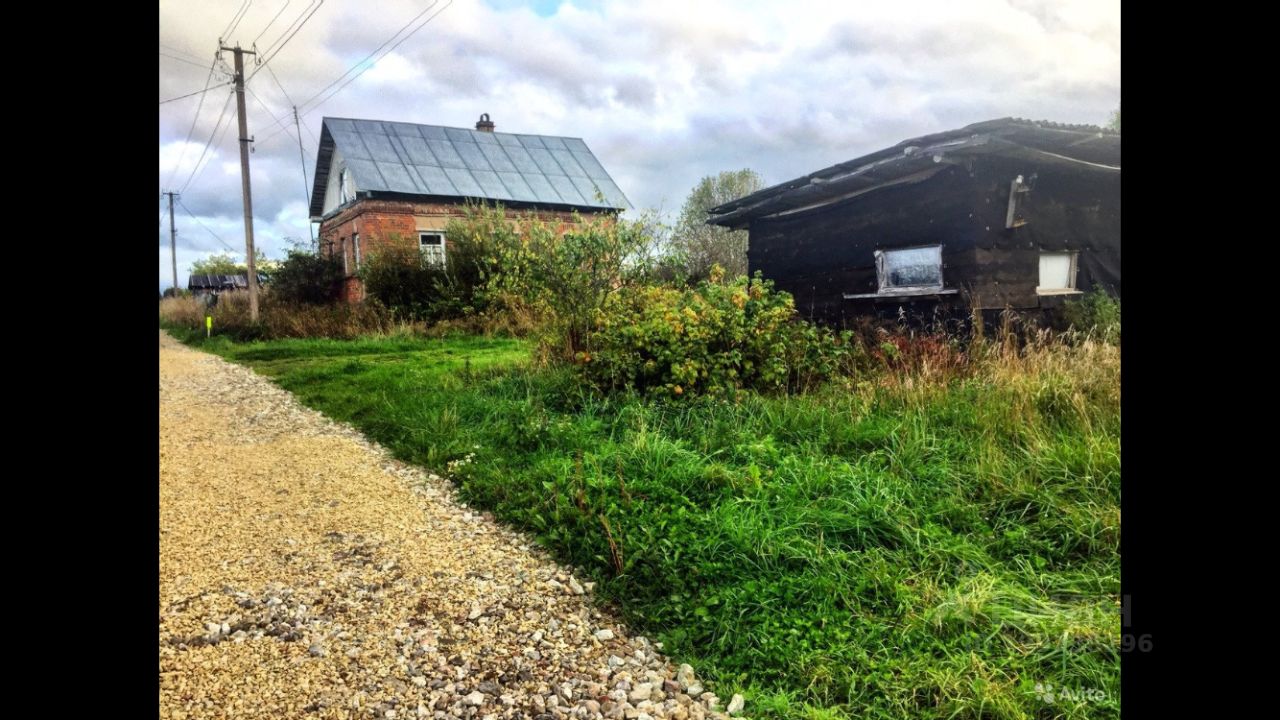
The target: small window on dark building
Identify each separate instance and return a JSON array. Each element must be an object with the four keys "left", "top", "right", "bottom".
[
  {"left": 876, "top": 245, "right": 943, "bottom": 292},
  {"left": 1038, "top": 252, "right": 1079, "bottom": 294},
  {"left": 419, "top": 232, "right": 446, "bottom": 267}
]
